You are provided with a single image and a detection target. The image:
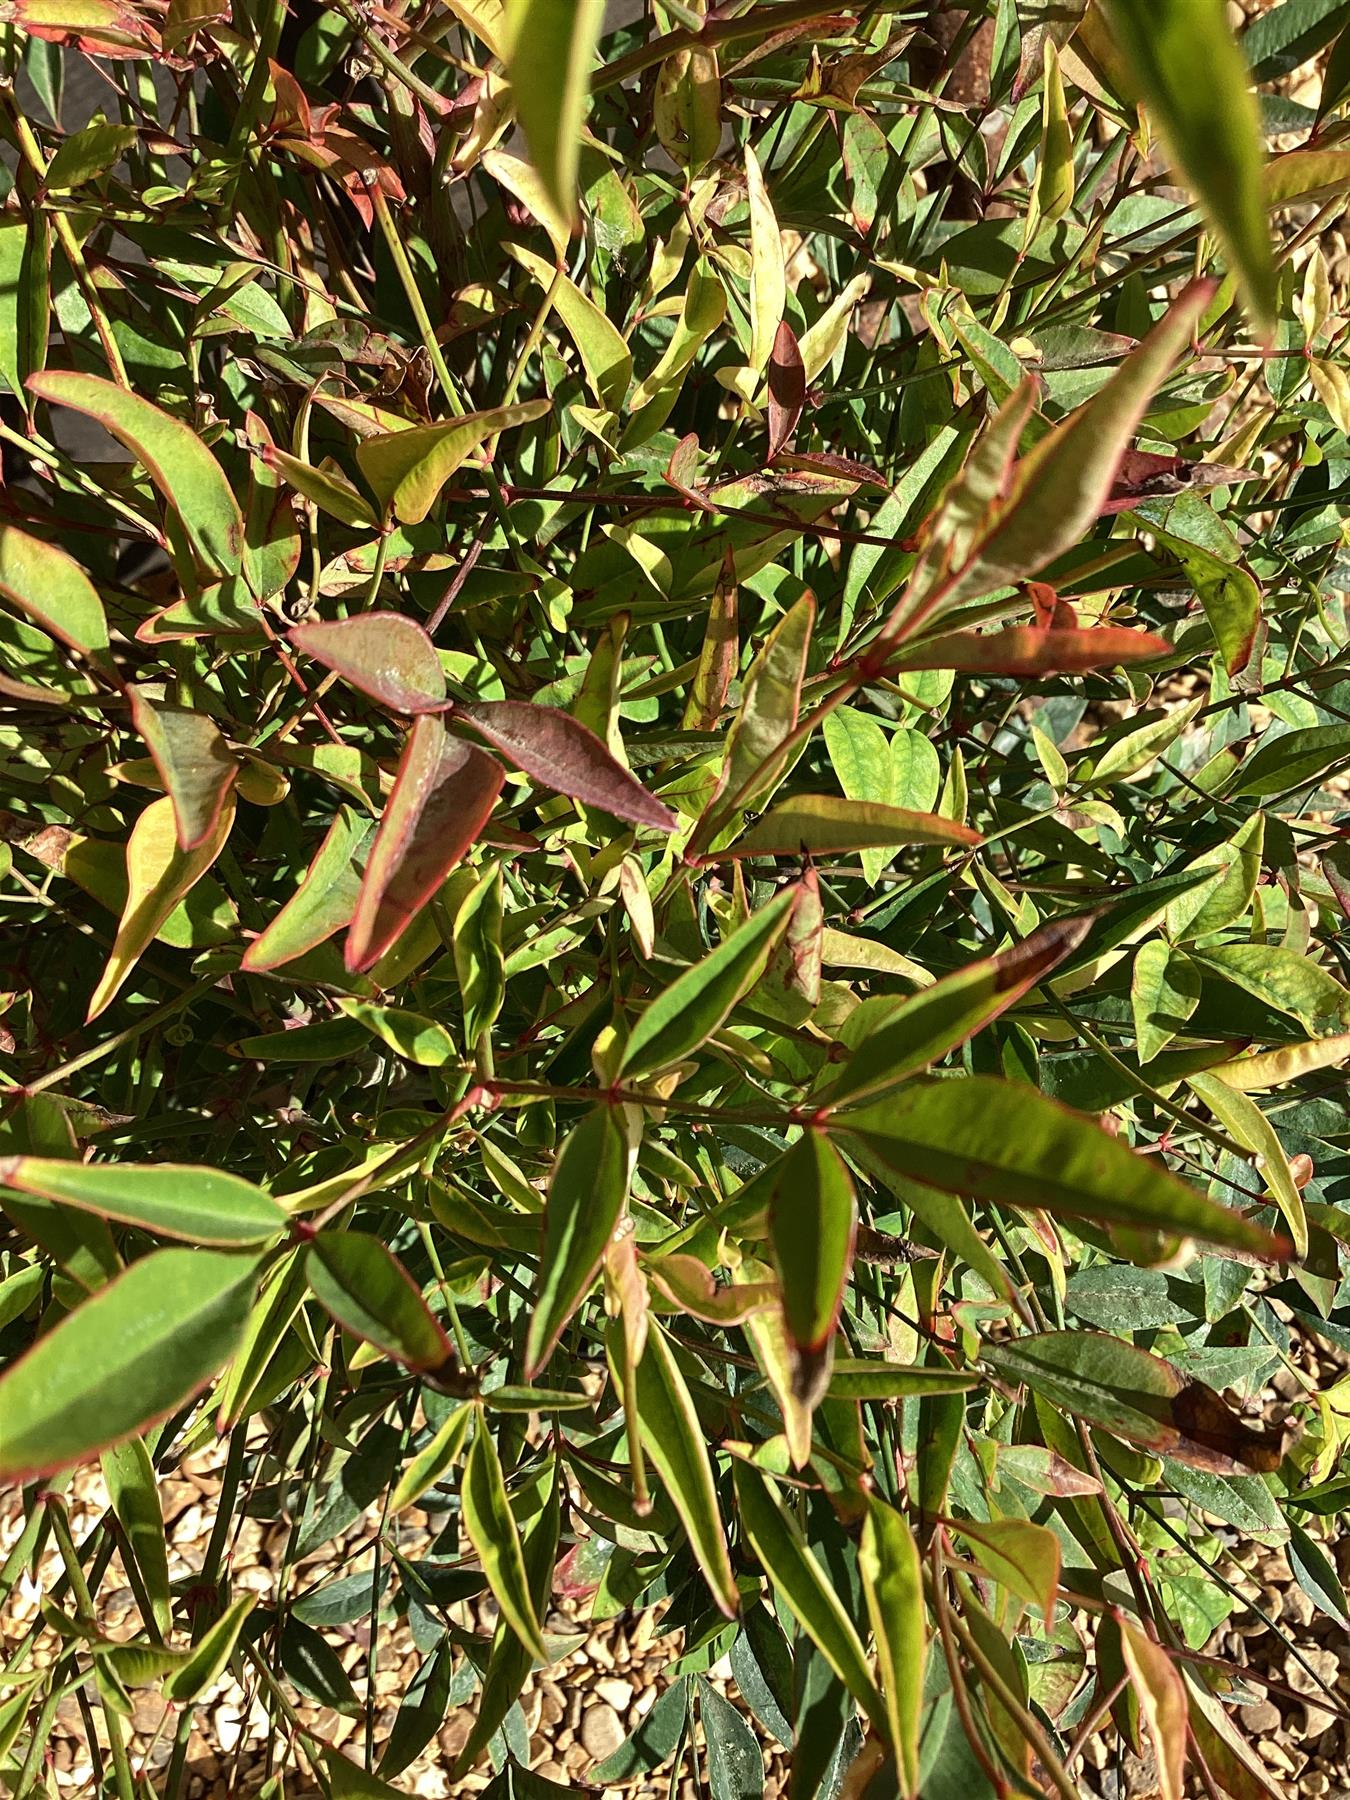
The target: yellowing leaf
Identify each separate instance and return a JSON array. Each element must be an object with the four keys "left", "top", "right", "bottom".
[
  {"left": 89, "top": 793, "right": 236, "bottom": 1021},
  {"left": 357, "top": 399, "right": 551, "bottom": 524},
  {"left": 503, "top": 0, "right": 605, "bottom": 233},
  {"left": 746, "top": 146, "right": 785, "bottom": 374}
]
